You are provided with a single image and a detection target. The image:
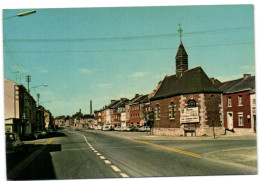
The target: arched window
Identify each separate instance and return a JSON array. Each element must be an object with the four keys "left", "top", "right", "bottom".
[
  {"left": 187, "top": 99, "right": 197, "bottom": 108},
  {"left": 156, "top": 104, "right": 160, "bottom": 119},
  {"left": 170, "top": 102, "right": 175, "bottom": 118}
]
